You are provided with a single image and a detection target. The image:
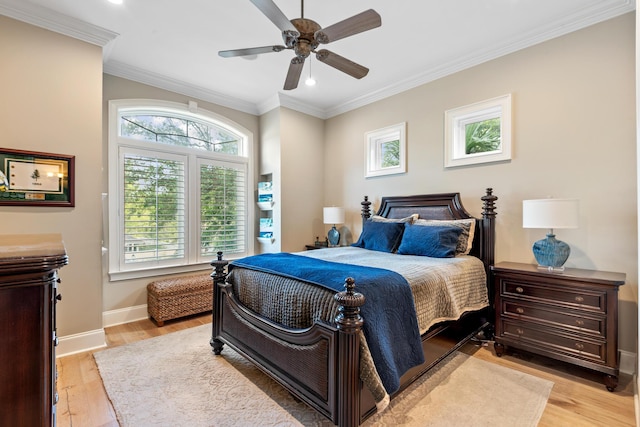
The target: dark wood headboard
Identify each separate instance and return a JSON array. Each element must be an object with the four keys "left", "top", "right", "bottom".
[{"left": 359, "top": 188, "right": 497, "bottom": 273}]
